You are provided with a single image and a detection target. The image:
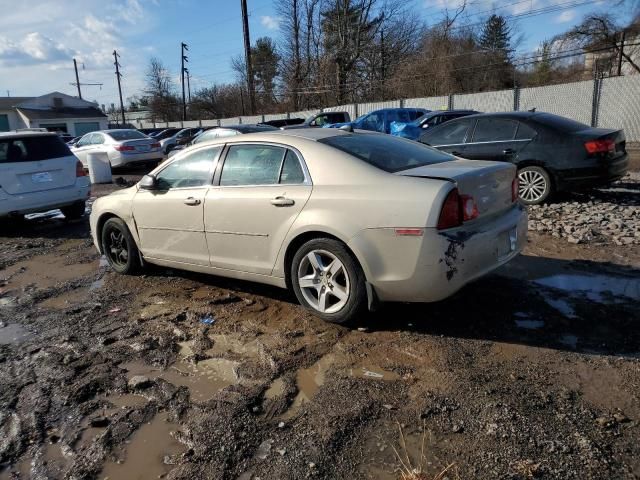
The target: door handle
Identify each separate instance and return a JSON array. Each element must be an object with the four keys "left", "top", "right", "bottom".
[
  {"left": 451, "top": 151, "right": 462, "bottom": 156},
  {"left": 503, "top": 149, "right": 514, "bottom": 156},
  {"left": 270, "top": 196, "right": 295, "bottom": 207},
  {"left": 183, "top": 197, "right": 201, "bottom": 206}
]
